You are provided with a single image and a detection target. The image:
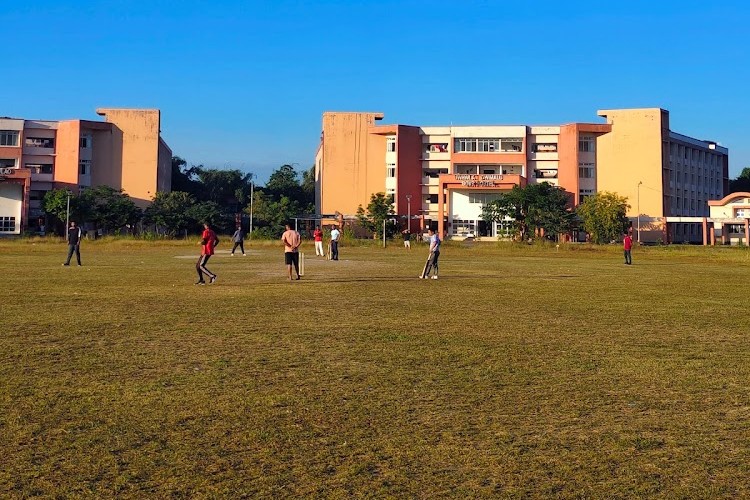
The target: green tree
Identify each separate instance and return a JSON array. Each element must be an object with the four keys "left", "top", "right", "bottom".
[
  {"left": 193, "top": 167, "right": 253, "bottom": 208},
  {"left": 356, "top": 193, "right": 397, "bottom": 240},
  {"left": 78, "top": 185, "right": 142, "bottom": 233},
  {"left": 171, "top": 156, "right": 201, "bottom": 195},
  {"left": 729, "top": 167, "right": 750, "bottom": 193},
  {"left": 301, "top": 165, "right": 316, "bottom": 211},
  {"left": 577, "top": 191, "right": 630, "bottom": 244},
  {"left": 143, "top": 191, "right": 198, "bottom": 235},
  {"left": 186, "top": 201, "right": 224, "bottom": 228},
  {"left": 246, "top": 191, "right": 300, "bottom": 238},
  {"left": 42, "top": 189, "right": 78, "bottom": 231},
  {"left": 481, "top": 183, "right": 574, "bottom": 240}
]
